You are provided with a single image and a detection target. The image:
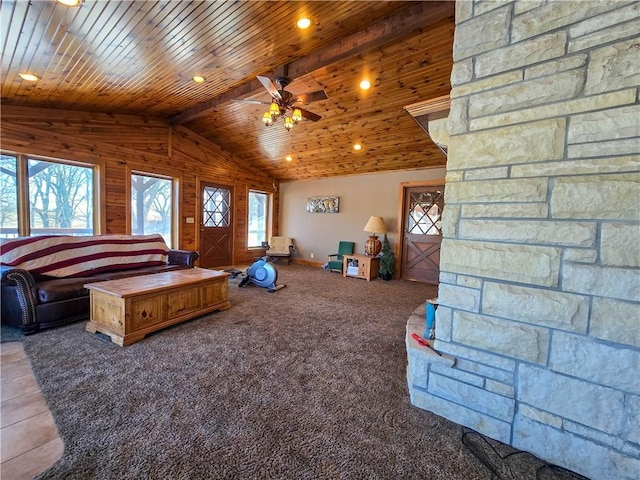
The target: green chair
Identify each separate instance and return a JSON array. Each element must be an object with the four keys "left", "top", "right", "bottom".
[{"left": 327, "top": 241, "right": 355, "bottom": 273}]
